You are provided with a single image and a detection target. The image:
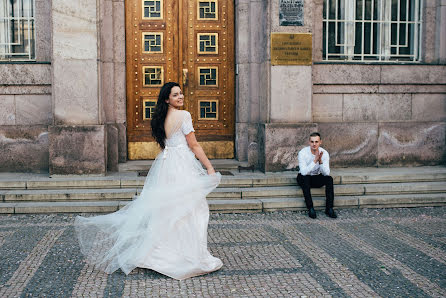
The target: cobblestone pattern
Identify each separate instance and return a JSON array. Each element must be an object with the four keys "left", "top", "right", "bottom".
[
  {"left": 373, "top": 223, "right": 446, "bottom": 265},
  {"left": 0, "top": 208, "right": 444, "bottom": 297},
  {"left": 0, "top": 231, "right": 14, "bottom": 248},
  {"left": 71, "top": 264, "right": 108, "bottom": 297},
  {"left": 319, "top": 222, "right": 446, "bottom": 297},
  {"left": 0, "top": 229, "right": 65, "bottom": 297}
]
